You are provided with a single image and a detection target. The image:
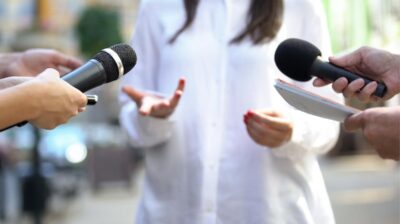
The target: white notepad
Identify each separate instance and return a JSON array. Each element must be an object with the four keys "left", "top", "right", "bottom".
[{"left": 274, "top": 79, "right": 360, "bottom": 122}]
